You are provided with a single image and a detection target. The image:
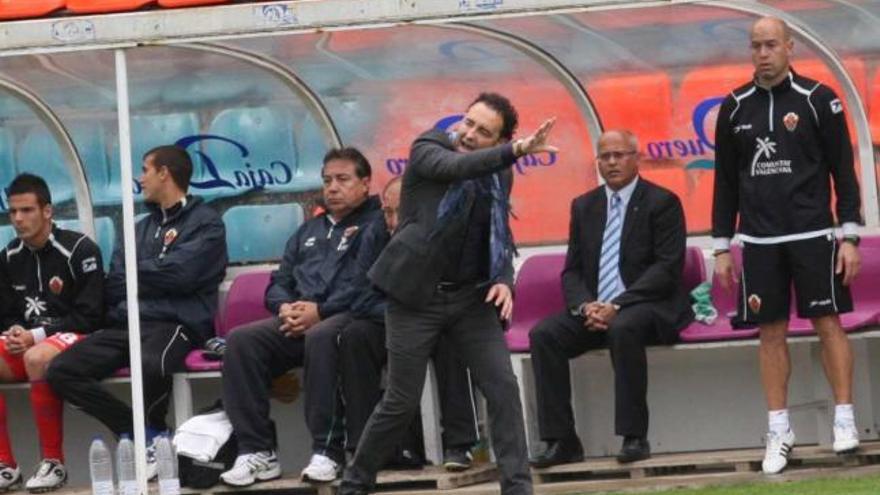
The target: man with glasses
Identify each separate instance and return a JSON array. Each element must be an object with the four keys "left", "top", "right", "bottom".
[{"left": 529, "top": 130, "right": 692, "bottom": 467}]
